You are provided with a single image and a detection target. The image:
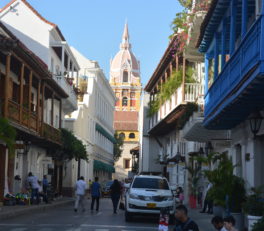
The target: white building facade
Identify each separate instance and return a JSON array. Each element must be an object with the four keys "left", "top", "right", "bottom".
[{"left": 64, "top": 47, "right": 115, "bottom": 194}]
